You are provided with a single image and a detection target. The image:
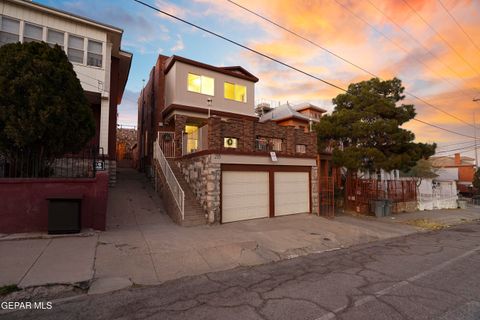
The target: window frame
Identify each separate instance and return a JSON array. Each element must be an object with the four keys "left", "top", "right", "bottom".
[
  {"left": 0, "top": 15, "right": 20, "bottom": 46},
  {"left": 224, "top": 82, "right": 247, "bottom": 103},
  {"left": 87, "top": 39, "right": 103, "bottom": 68},
  {"left": 47, "top": 28, "right": 65, "bottom": 49},
  {"left": 23, "top": 22, "right": 43, "bottom": 43},
  {"left": 187, "top": 73, "right": 214, "bottom": 96},
  {"left": 296, "top": 144, "right": 307, "bottom": 154},
  {"left": 68, "top": 34, "right": 85, "bottom": 65},
  {"left": 223, "top": 137, "right": 238, "bottom": 149}
]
